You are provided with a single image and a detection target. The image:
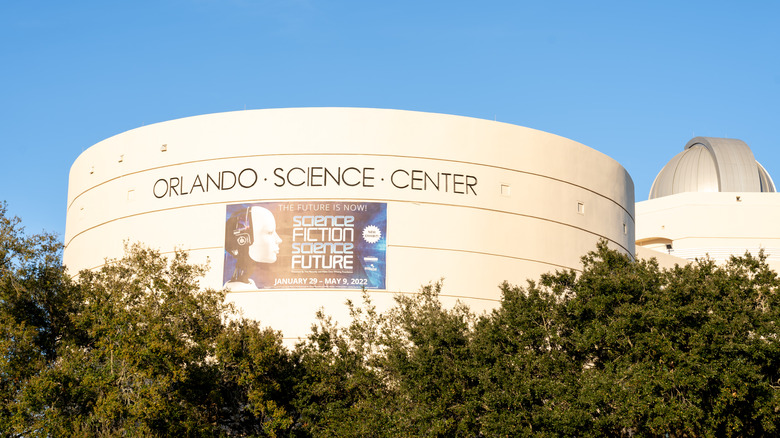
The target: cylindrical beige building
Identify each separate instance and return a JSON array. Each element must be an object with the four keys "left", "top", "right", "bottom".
[{"left": 64, "top": 108, "right": 635, "bottom": 341}]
